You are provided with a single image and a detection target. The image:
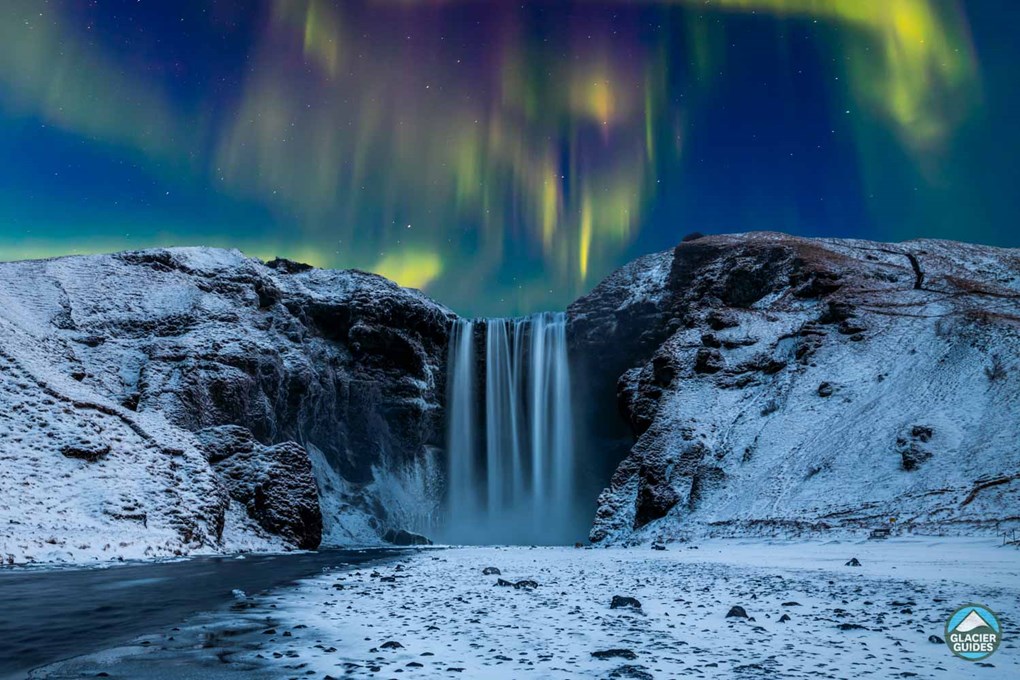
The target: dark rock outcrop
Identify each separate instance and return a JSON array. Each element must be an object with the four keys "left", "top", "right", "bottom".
[
  {"left": 60, "top": 440, "right": 111, "bottom": 462},
  {"left": 197, "top": 425, "right": 322, "bottom": 549},
  {"left": 897, "top": 425, "right": 935, "bottom": 471}
]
